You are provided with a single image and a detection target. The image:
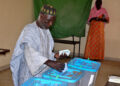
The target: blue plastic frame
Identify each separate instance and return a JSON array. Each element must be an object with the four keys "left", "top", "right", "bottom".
[
  {"left": 42, "top": 67, "right": 84, "bottom": 83},
  {"left": 68, "top": 57, "right": 101, "bottom": 72},
  {"left": 21, "top": 77, "right": 67, "bottom": 86}
]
